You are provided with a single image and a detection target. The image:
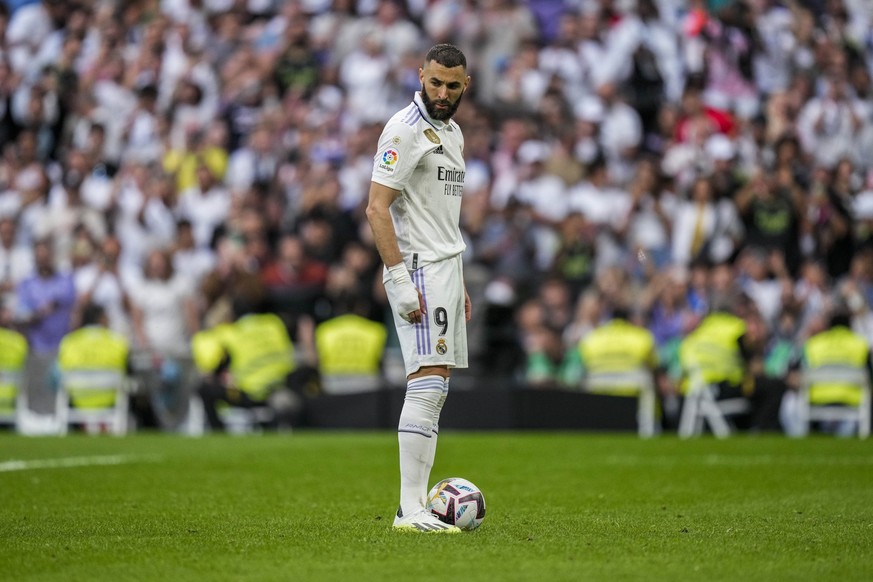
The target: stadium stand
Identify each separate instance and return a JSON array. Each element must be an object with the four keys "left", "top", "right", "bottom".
[{"left": 2, "top": 0, "right": 873, "bottom": 434}]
